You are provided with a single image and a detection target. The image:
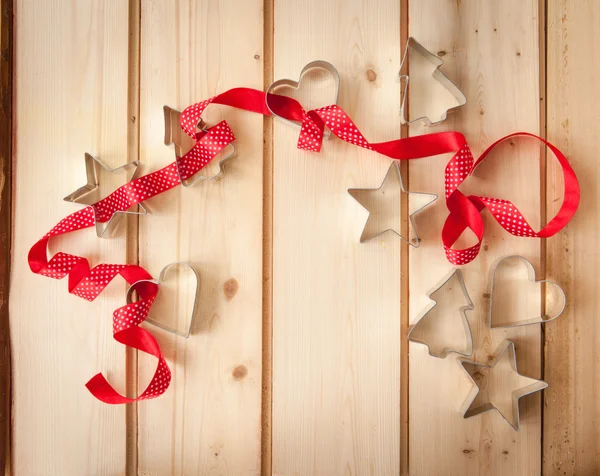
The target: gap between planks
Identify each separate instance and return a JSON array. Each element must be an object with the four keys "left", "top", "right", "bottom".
[
  {"left": 399, "top": 0, "right": 410, "bottom": 475},
  {"left": 261, "top": 0, "right": 274, "bottom": 475},
  {"left": 538, "top": 0, "right": 548, "bottom": 472},
  {"left": 125, "top": 0, "right": 141, "bottom": 475},
  {"left": 0, "top": 0, "right": 12, "bottom": 474}
]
